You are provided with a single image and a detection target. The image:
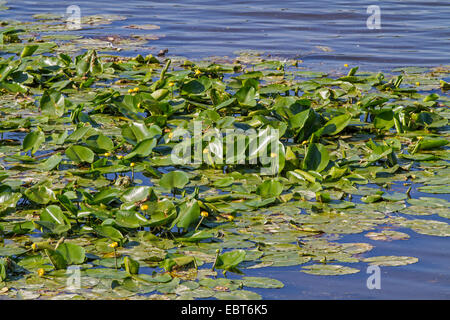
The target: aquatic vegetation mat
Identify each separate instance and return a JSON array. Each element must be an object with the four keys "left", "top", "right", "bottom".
[{"left": 0, "top": 16, "right": 449, "bottom": 300}]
